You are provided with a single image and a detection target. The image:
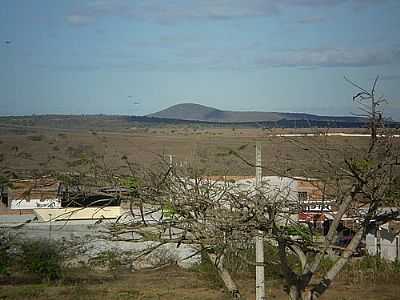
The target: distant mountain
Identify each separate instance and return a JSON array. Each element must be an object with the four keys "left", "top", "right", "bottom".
[{"left": 147, "top": 103, "right": 366, "bottom": 123}]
